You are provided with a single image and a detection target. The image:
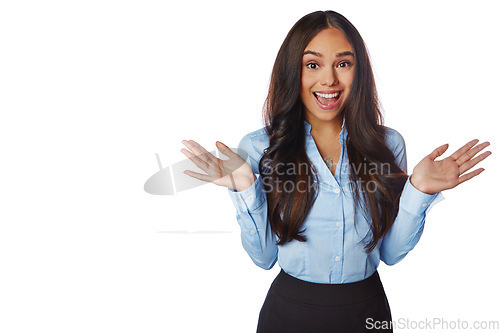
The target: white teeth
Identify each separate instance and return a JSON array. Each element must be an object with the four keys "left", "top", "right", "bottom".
[{"left": 315, "top": 92, "right": 340, "bottom": 98}]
